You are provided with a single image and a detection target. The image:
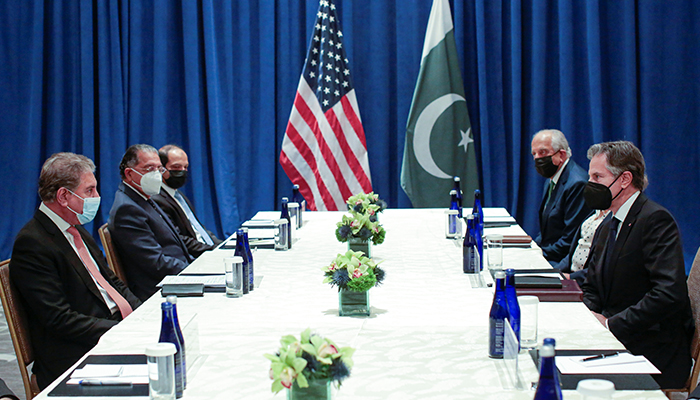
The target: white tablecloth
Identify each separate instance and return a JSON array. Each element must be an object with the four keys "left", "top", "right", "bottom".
[{"left": 35, "top": 209, "right": 665, "bottom": 399}]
